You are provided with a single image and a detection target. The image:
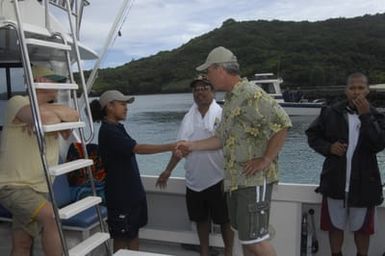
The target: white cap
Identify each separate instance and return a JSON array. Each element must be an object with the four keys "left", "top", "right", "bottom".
[
  {"left": 99, "top": 90, "right": 135, "bottom": 109},
  {"left": 196, "top": 46, "right": 238, "bottom": 71}
]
